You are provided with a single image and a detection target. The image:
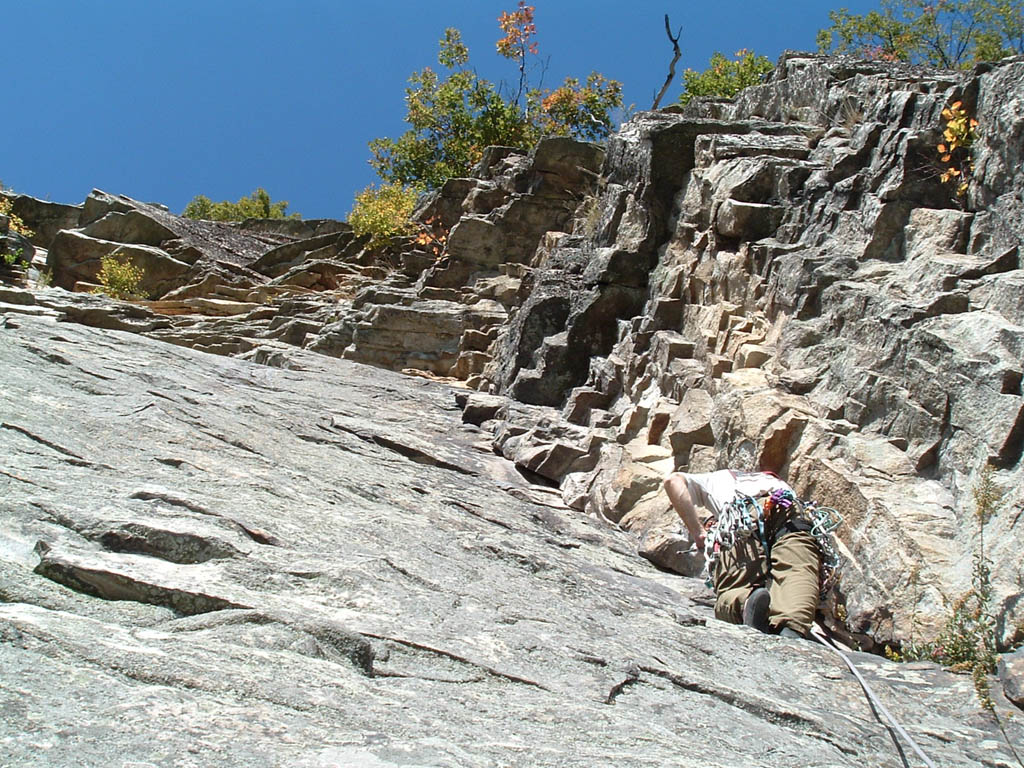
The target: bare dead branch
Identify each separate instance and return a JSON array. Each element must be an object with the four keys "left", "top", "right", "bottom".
[{"left": 652, "top": 14, "right": 682, "bottom": 110}]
